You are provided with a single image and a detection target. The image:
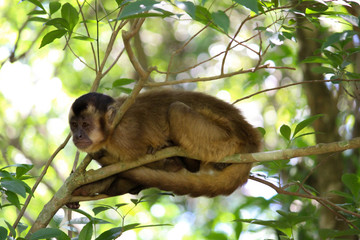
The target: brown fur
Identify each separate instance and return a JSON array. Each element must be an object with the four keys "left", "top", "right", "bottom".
[{"left": 68, "top": 90, "right": 261, "bottom": 206}]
